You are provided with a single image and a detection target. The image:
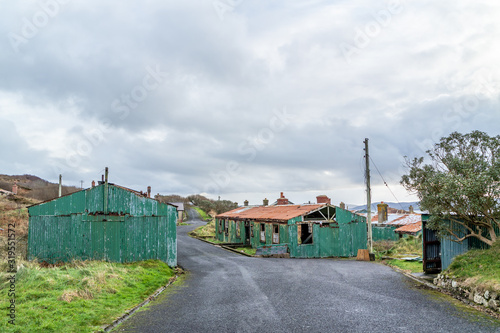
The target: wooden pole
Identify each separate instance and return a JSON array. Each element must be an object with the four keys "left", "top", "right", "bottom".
[{"left": 364, "top": 139, "right": 373, "bottom": 253}]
